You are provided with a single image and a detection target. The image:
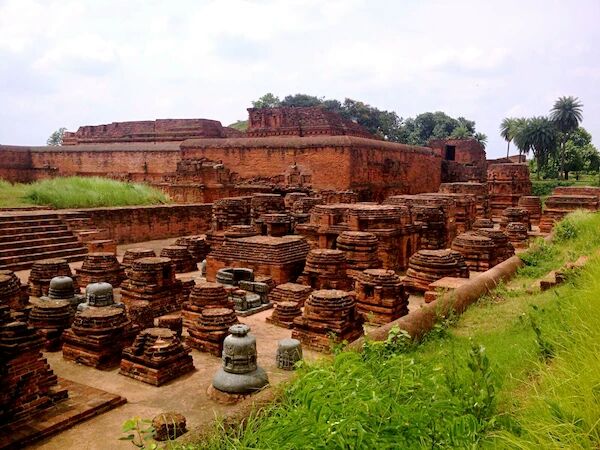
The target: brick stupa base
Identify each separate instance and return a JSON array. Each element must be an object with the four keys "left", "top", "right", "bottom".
[
  {"left": 292, "top": 289, "right": 364, "bottom": 353},
  {"left": 119, "top": 327, "right": 194, "bottom": 386},
  {"left": 0, "top": 378, "right": 126, "bottom": 450}
]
